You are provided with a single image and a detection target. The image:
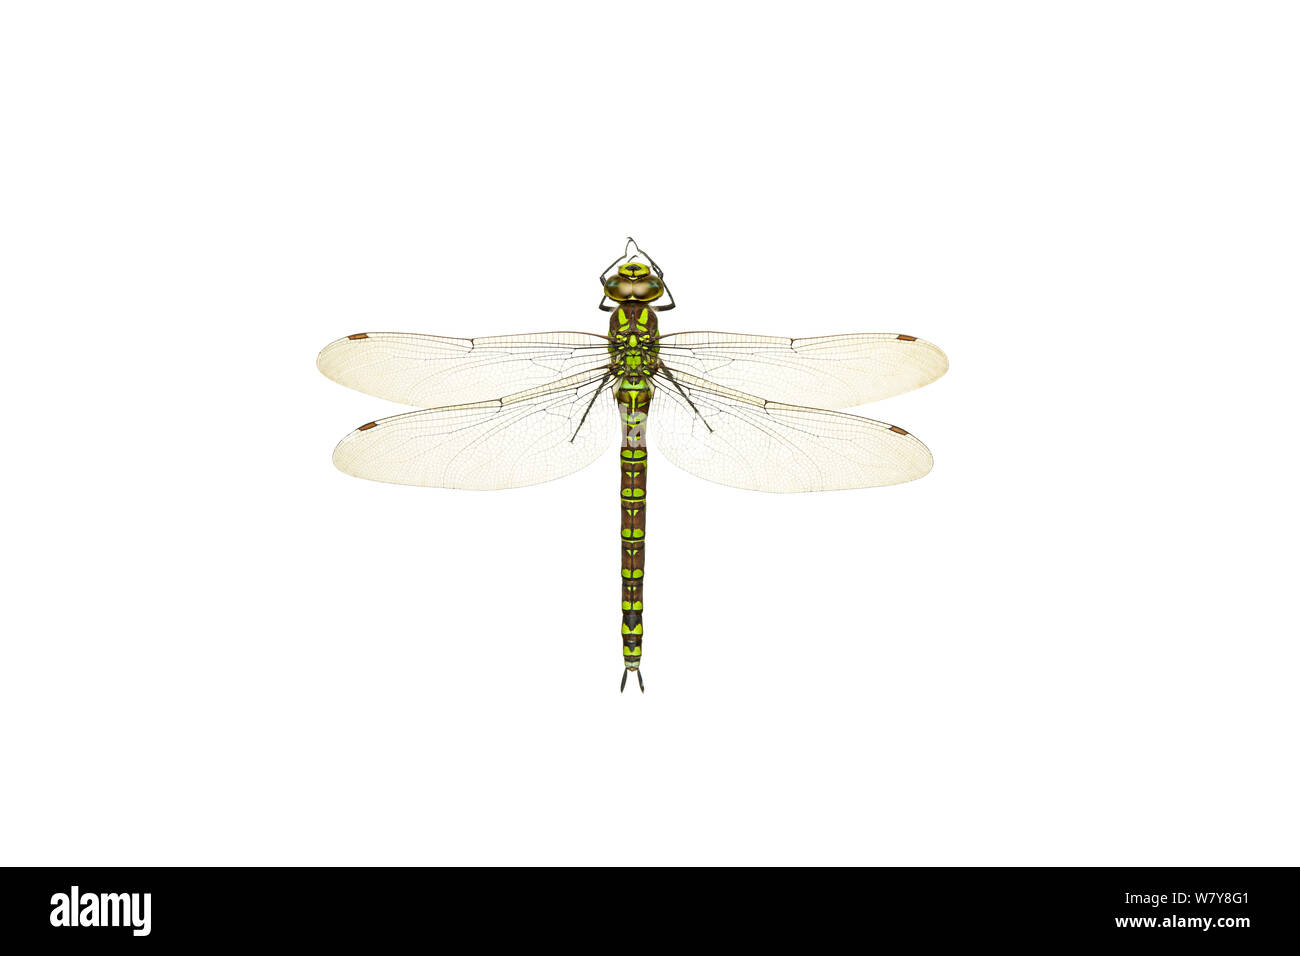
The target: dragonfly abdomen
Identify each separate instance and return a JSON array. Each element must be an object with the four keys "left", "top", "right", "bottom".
[{"left": 617, "top": 378, "right": 650, "bottom": 678}]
